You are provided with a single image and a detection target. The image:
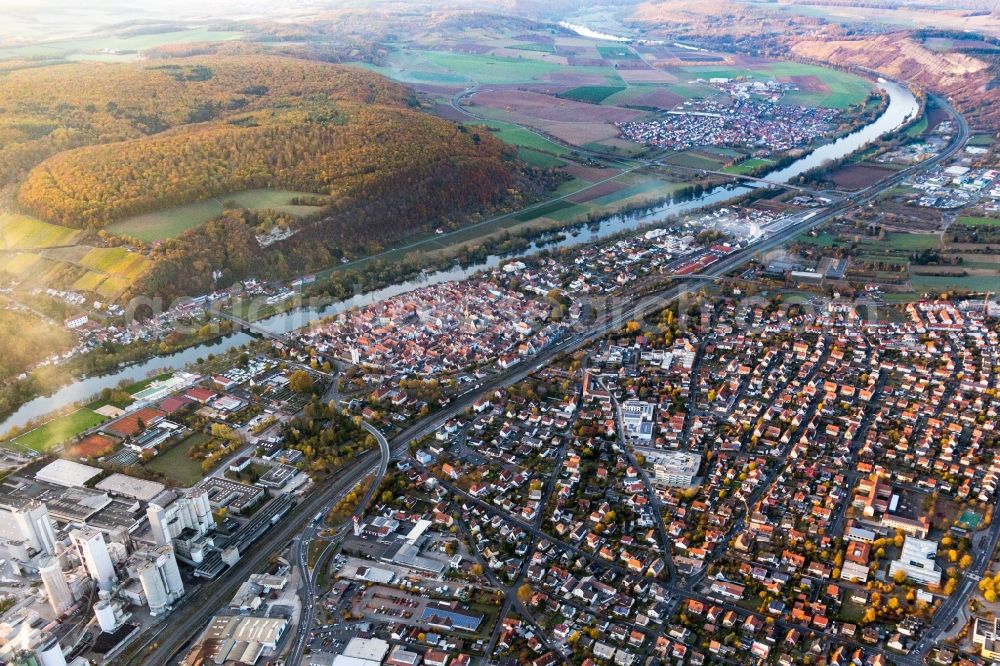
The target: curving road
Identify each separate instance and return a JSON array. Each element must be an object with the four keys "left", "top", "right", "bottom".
[
  {"left": 131, "top": 422, "right": 390, "bottom": 666},
  {"left": 285, "top": 421, "right": 390, "bottom": 666}
]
